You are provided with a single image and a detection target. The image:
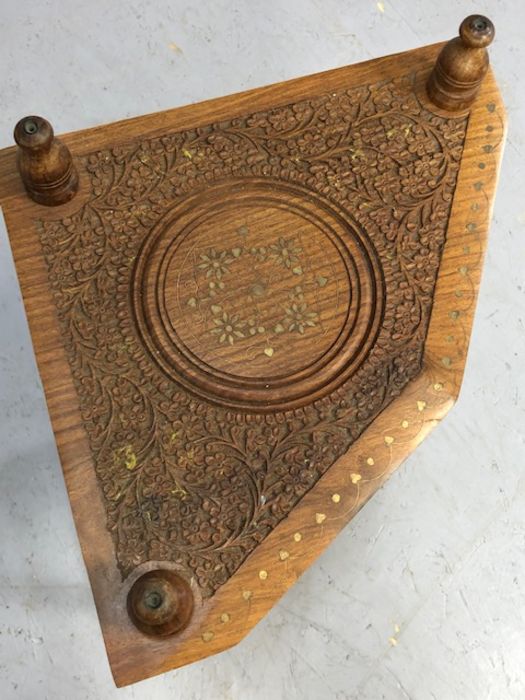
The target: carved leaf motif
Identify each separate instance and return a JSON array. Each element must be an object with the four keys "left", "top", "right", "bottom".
[{"left": 38, "top": 72, "right": 467, "bottom": 597}]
